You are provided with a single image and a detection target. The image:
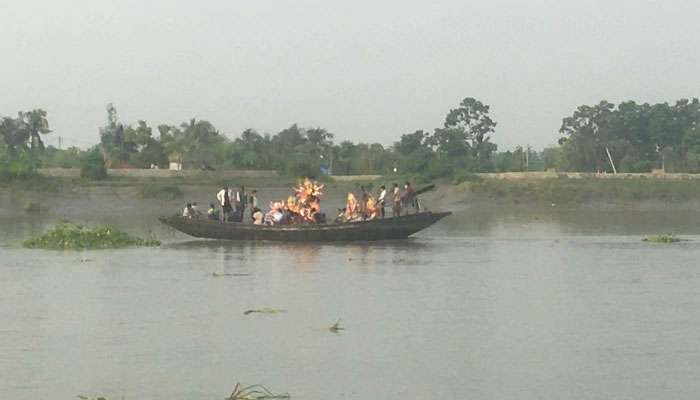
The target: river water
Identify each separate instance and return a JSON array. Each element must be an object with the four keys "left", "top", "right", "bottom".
[{"left": 2, "top": 189, "right": 700, "bottom": 399}]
